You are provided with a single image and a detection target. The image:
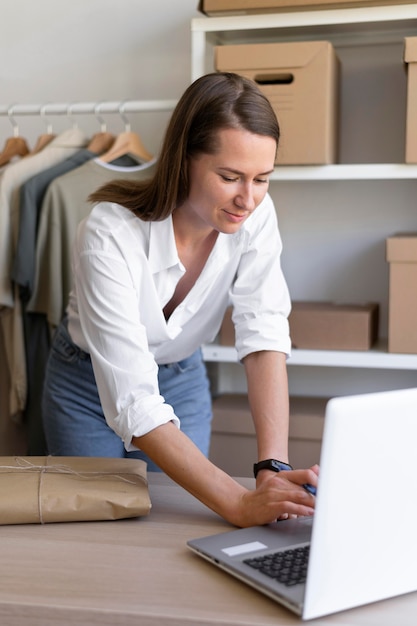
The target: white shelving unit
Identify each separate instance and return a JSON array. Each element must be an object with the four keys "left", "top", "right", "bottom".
[
  {"left": 191, "top": 4, "right": 417, "bottom": 81},
  {"left": 202, "top": 342, "right": 417, "bottom": 370},
  {"left": 192, "top": 5, "right": 417, "bottom": 397},
  {"left": 269, "top": 163, "right": 417, "bottom": 180}
]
